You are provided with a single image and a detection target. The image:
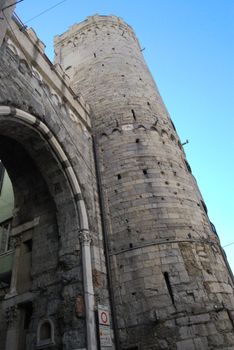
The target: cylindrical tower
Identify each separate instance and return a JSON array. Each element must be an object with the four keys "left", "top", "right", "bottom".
[{"left": 54, "top": 15, "right": 234, "bottom": 350}]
